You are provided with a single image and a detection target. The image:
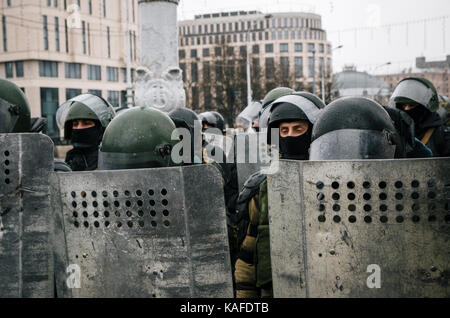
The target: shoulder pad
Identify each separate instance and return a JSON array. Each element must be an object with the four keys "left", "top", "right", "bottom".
[
  {"left": 237, "top": 171, "right": 267, "bottom": 205},
  {"left": 54, "top": 159, "right": 72, "bottom": 172}
]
